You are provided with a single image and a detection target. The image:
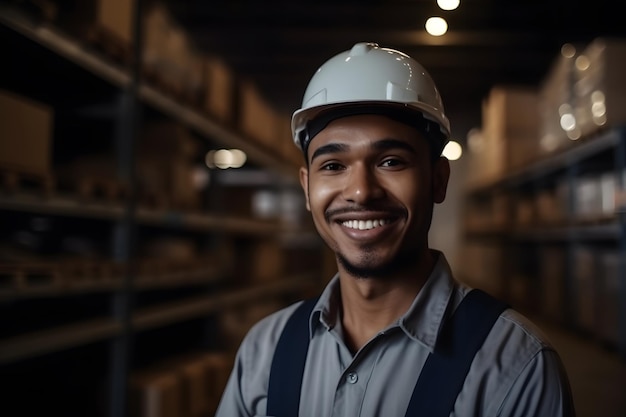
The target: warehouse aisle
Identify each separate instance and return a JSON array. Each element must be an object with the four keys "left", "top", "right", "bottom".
[{"left": 533, "top": 318, "right": 626, "bottom": 417}]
